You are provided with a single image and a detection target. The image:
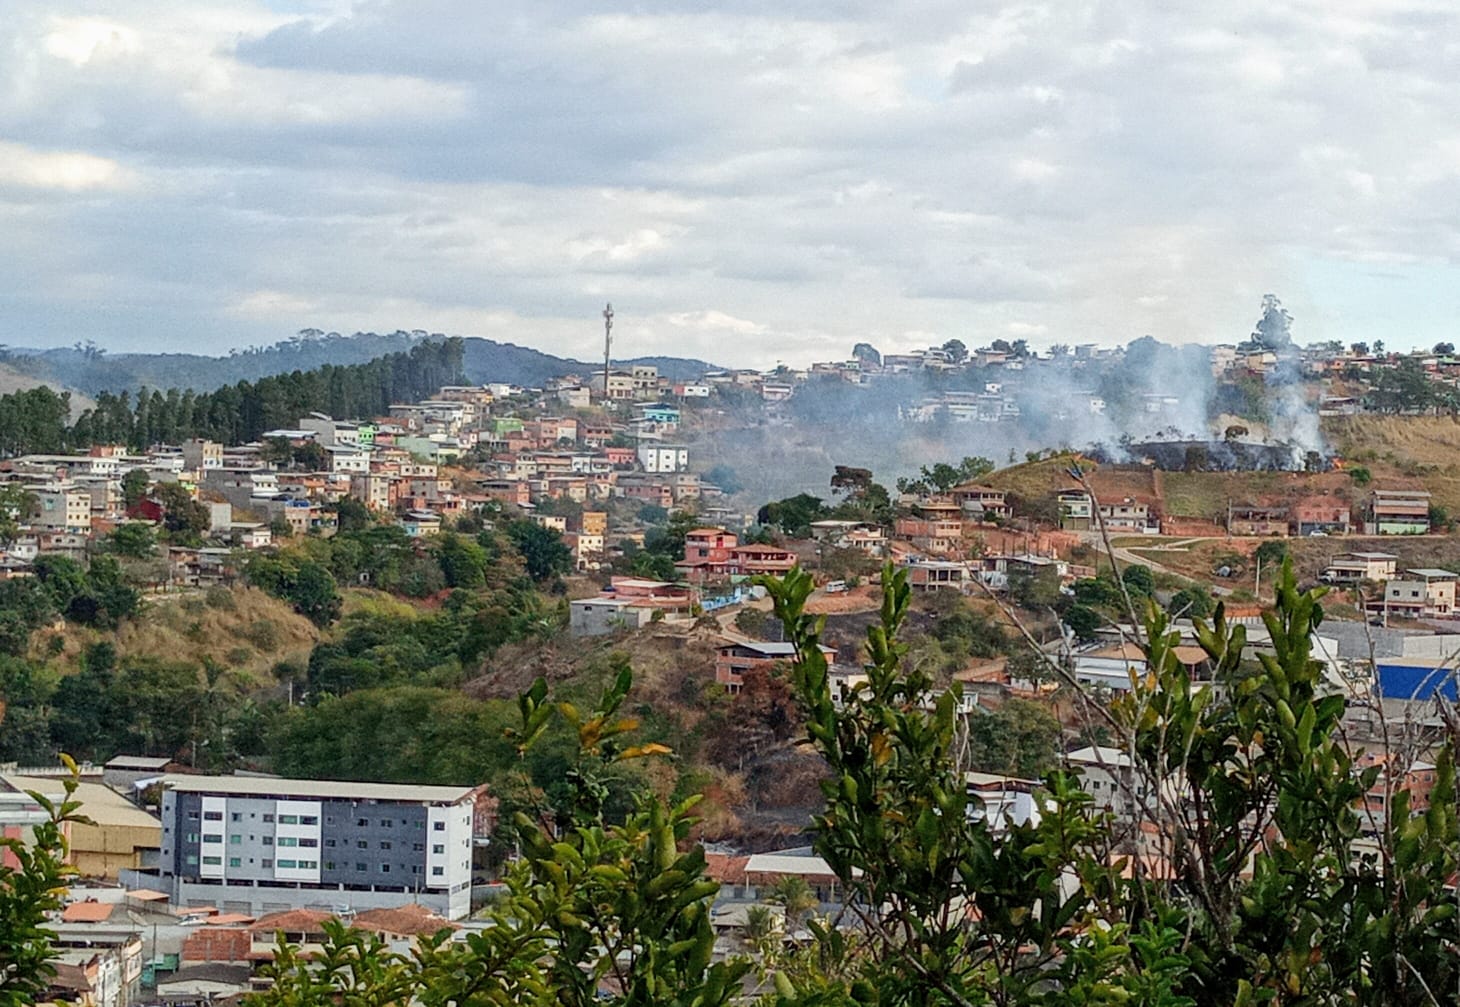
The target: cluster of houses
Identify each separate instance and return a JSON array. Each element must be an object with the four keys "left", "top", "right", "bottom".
[{"left": 0, "top": 366, "right": 762, "bottom": 584}]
